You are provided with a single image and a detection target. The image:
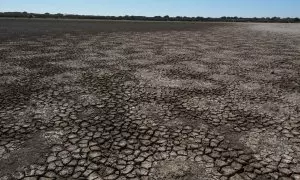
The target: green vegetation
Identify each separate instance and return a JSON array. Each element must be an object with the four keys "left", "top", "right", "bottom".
[{"left": 0, "top": 12, "right": 299, "bottom": 23}]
